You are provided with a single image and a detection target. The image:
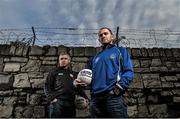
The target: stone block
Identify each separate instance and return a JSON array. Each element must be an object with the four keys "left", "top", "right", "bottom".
[
  {"left": 72, "top": 62, "right": 86, "bottom": 72},
  {"left": 143, "top": 79, "right": 161, "bottom": 88},
  {"left": 13, "top": 73, "right": 30, "bottom": 88},
  {"left": 131, "top": 48, "right": 141, "bottom": 57},
  {"left": 44, "top": 46, "right": 57, "bottom": 56},
  {"left": 29, "top": 46, "right": 44, "bottom": 56},
  {"left": 128, "top": 105, "right": 138, "bottom": 117},
  {"left": 148, "top": 104, "right": 168, "bottom": 117},
  {"left": 0, "top": 105, "right": 13, "bottom": 117},
  {"left": 85, "top": 47, "right": 95, "bottom": 56},
  {"left": 140, "top": 59, "right": 151, "bottom": 67},
  {"left": 140, "top": 48, "right": 148, "bottom": 57},
  {"left": 30, "top": 78, "right": 46, "bottom": 89},
  {"left": 0, "top": 74, "right": 14, "bottom": 90},
  {"left": 164, "top": 48, "right": 173, "bottom": 57},
  {"left": 151, "top": 59, "right": 162, "bottom": 66},
  {"left": 21, "top": 60, "right": 41, "bottom": 72},
  {"left": 0, "top": 45, "right": 10, "bottom": 55},
  {"left": 33, "top": 106, "right": 45, "bottom": 117},
  {"left": 172, "top": 48, "right": 180, "bottom": 58},
  {"left": 132, "top": 59, "right": 140, "bottom": 68},
  {"left": 3, "top": 63, "right": 20, "bottom": 72},
  {"left": 73, "top": 47, "right": 85, "bottom": 56}
]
